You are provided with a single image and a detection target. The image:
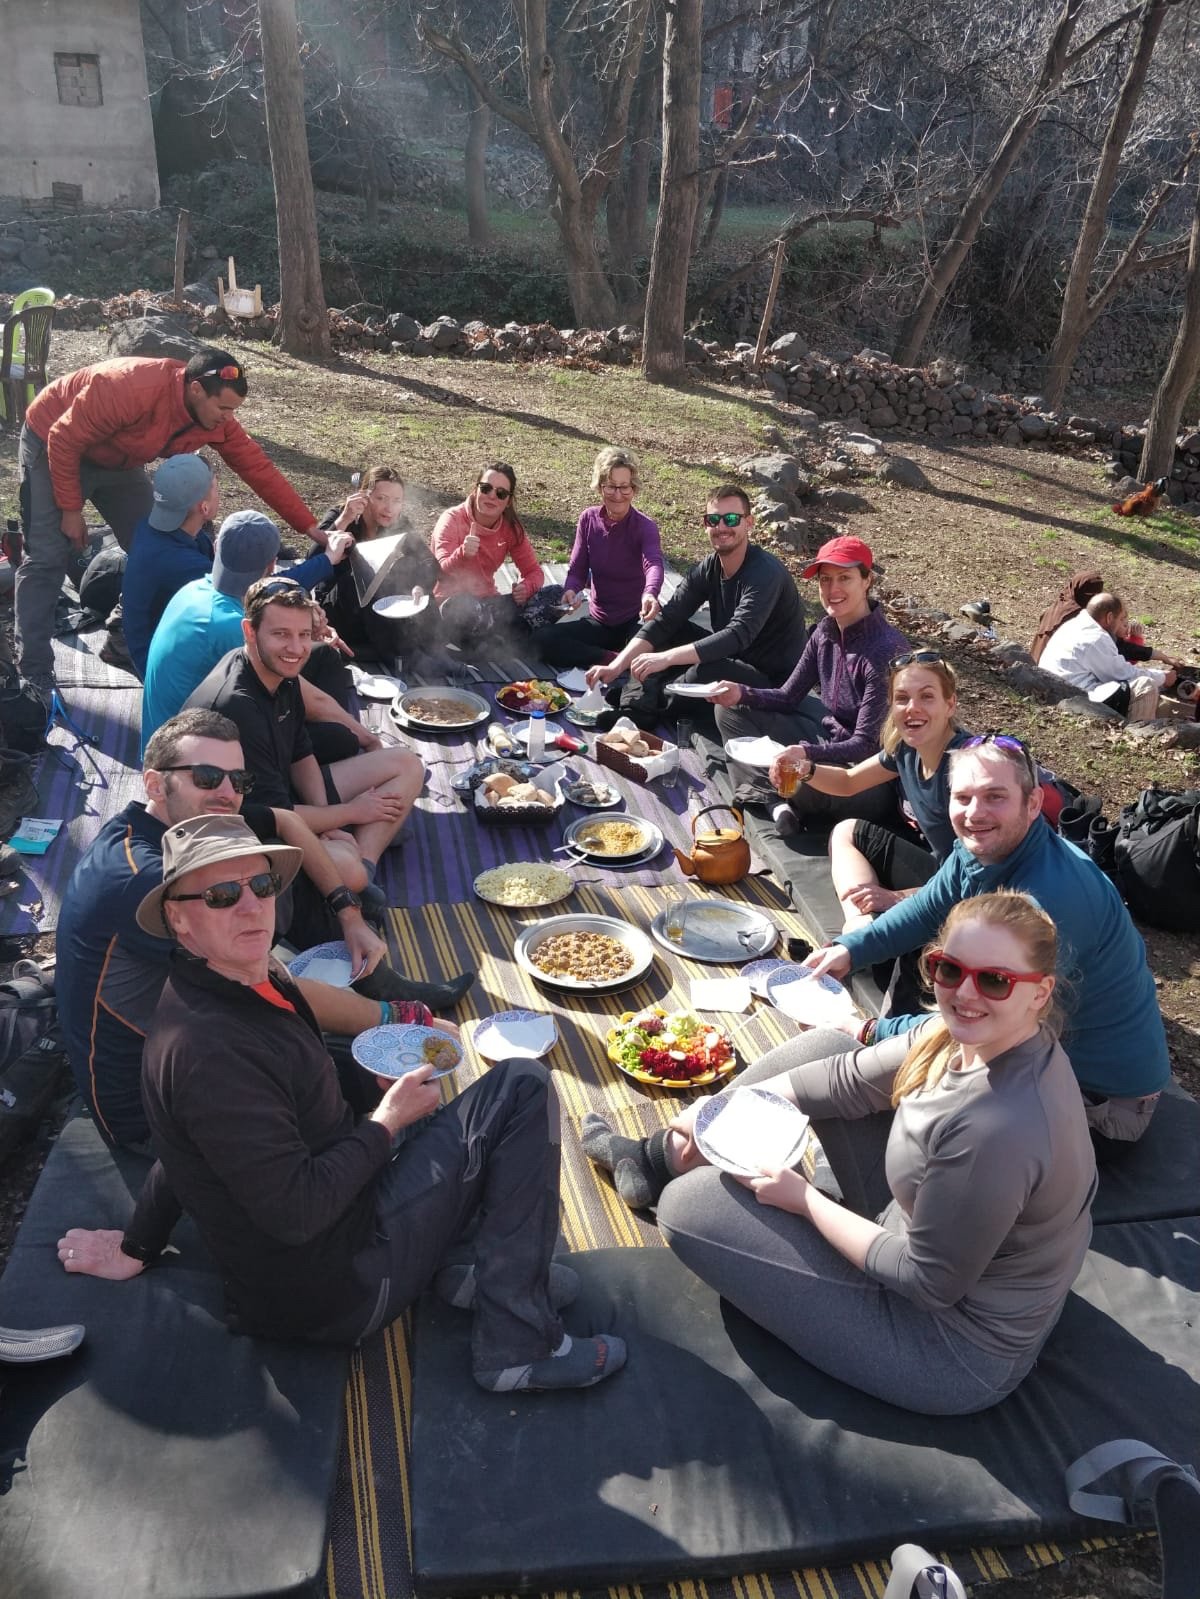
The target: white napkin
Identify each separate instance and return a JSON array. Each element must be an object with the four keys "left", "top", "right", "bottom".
[
  {"left": 556, "top": 668, "right": 590, "bottom": 693},
  {"left": 474, "top": 1015, "right": 558, "bottom": 1060},
  {"left": 704, "top": 1089, "right": 809, "bottom": 1172},
  {"left": 298, "top": 956, "right": 353, "bottom": 987},
  {"left": 575, "top": 683, "right": 606, "bottom": 713},
  {"left": 689, "top": 977, "right": 752, "bottom": 1013}
]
